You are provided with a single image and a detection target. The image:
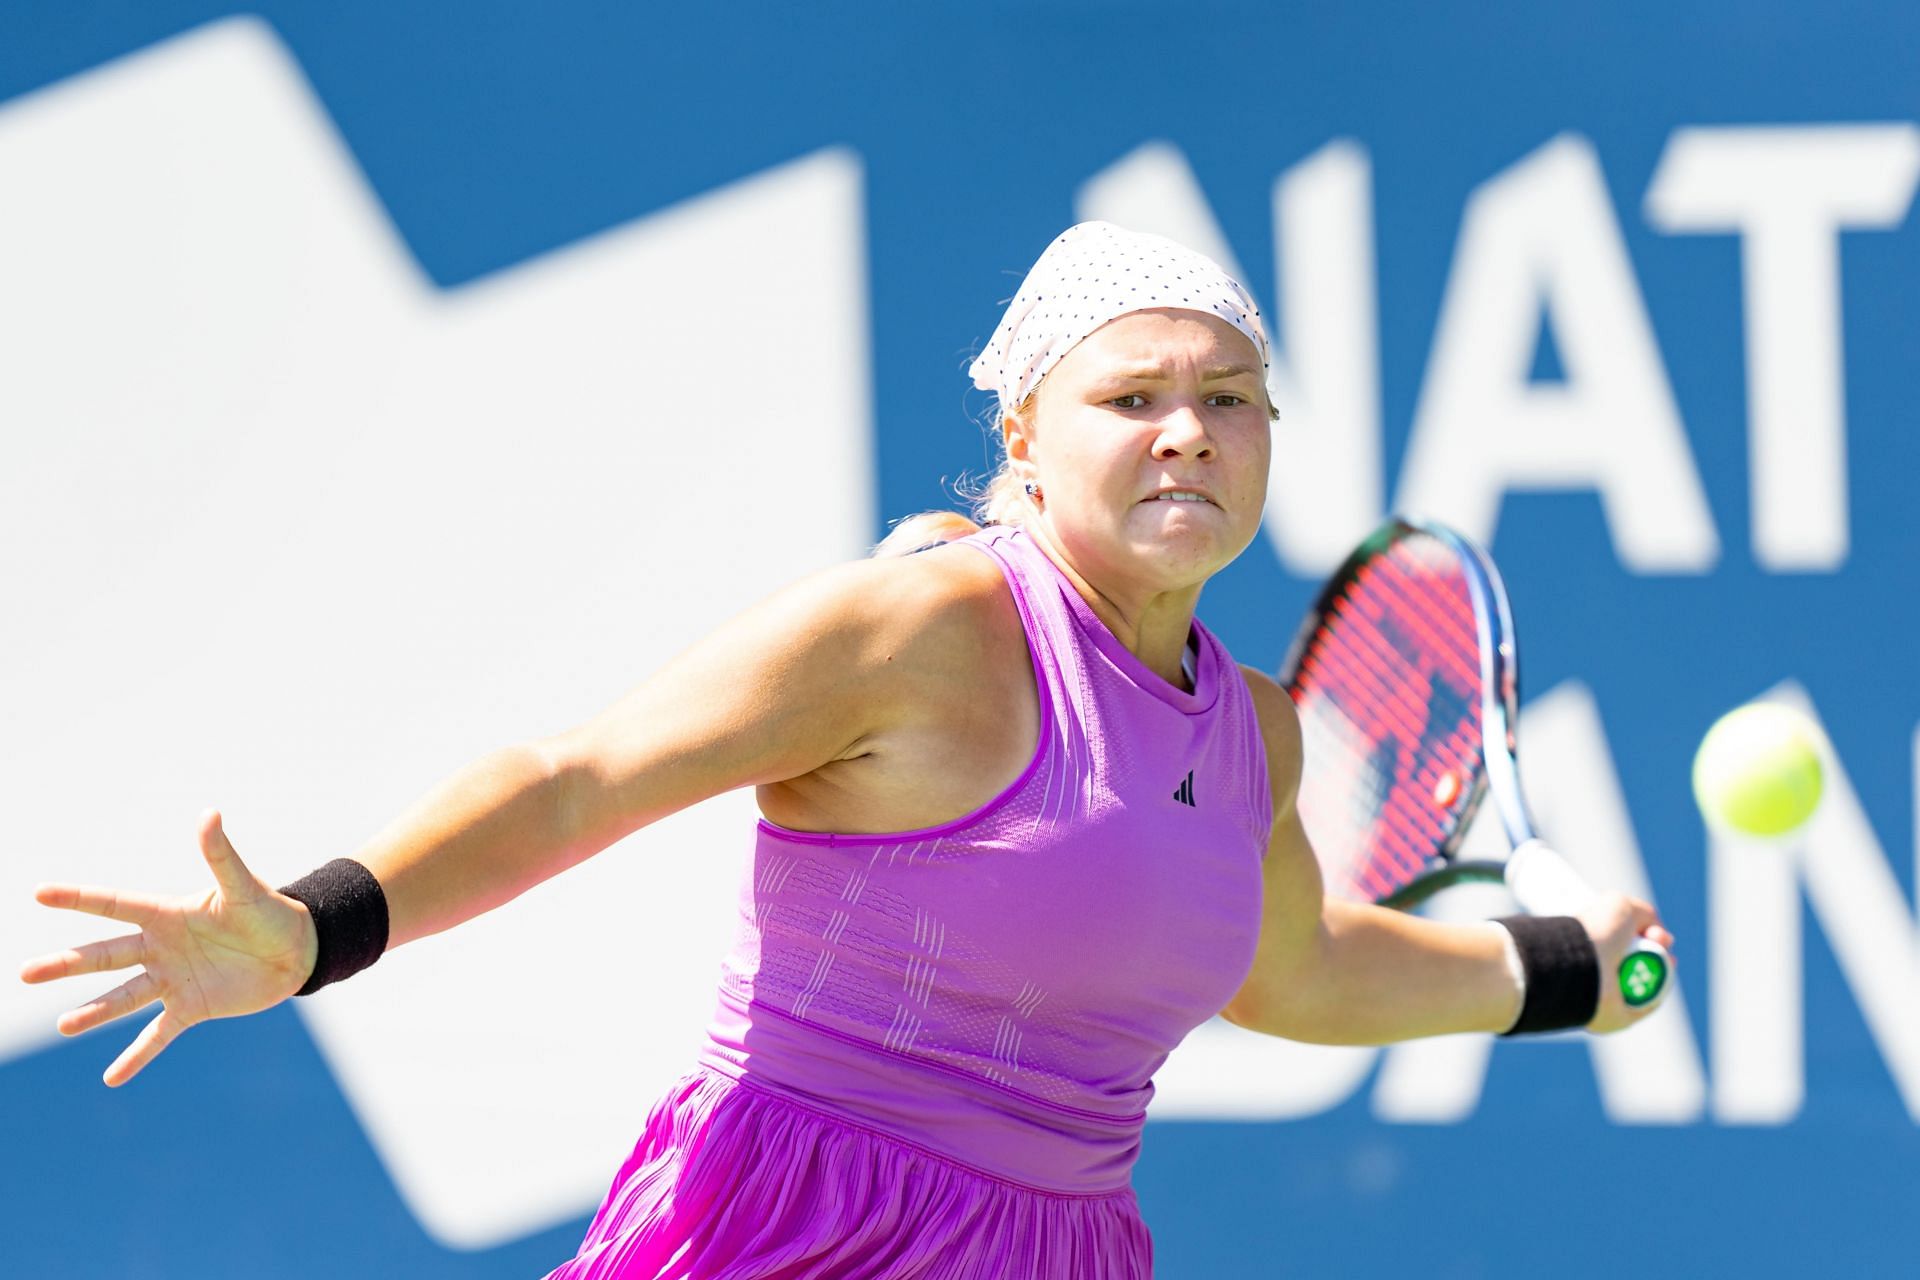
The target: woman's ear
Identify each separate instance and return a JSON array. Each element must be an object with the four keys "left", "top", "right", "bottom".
[{"left": 1002, "top": 405, "right": 1038, "bottom": 484}]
